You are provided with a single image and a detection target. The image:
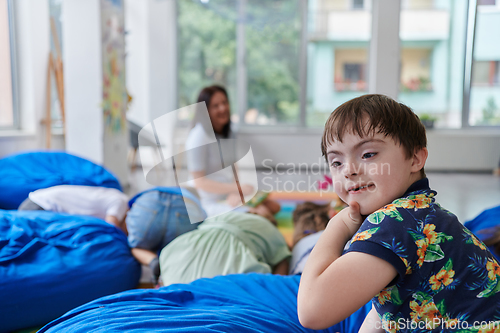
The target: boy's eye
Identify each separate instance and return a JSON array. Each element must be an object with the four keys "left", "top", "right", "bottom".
[
  {"left": 362, "top": 152, "right": 377, "bottom": 159},
  {"left": 330, "top": 161, "right": 341, "bottom": 168}
]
